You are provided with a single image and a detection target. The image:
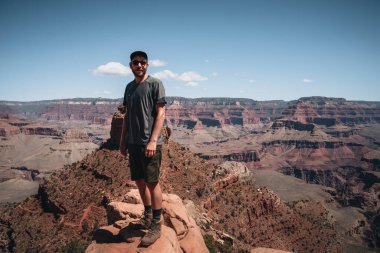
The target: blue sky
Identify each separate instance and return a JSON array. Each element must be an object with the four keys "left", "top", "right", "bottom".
[{"left": 1, "top": 0, "right": 379, "bottom": 102}]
